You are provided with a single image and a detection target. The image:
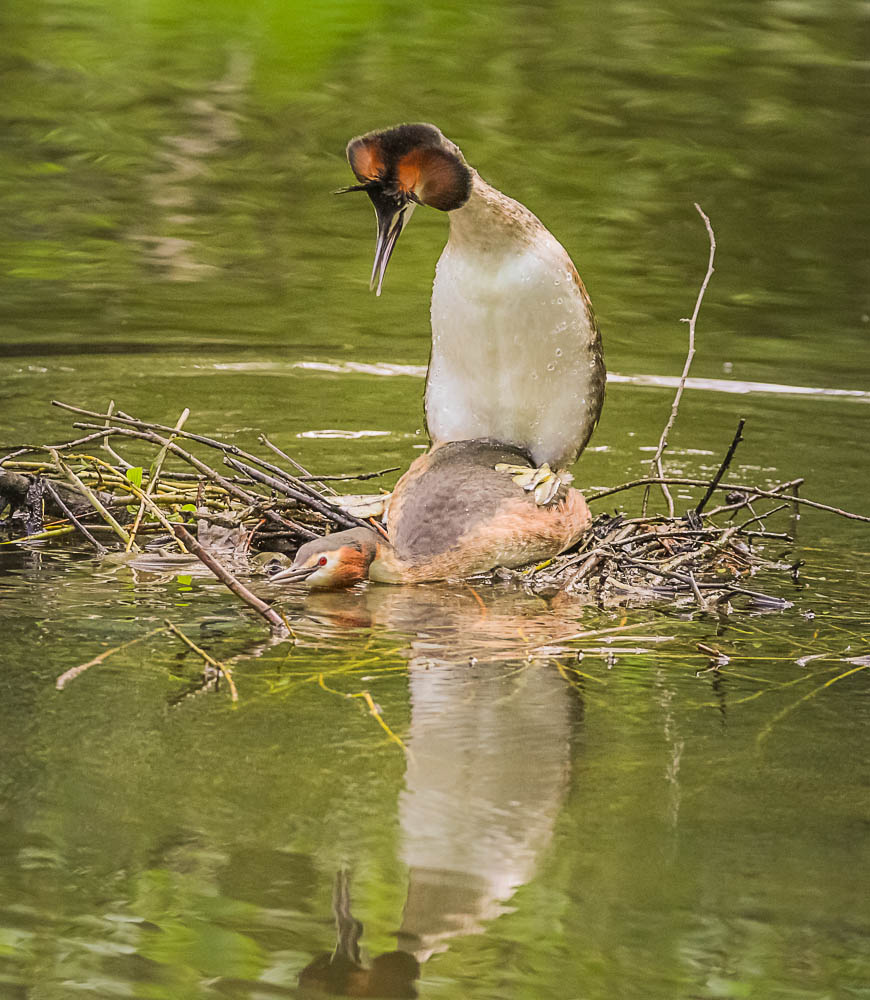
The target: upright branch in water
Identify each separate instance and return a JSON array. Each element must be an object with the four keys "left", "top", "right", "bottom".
[
  {"left": 643, "top": 204, "right": 717, "bottom": 517},
  {"left": 695, "top": 417, "right": 745, "bottom": 516}
]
